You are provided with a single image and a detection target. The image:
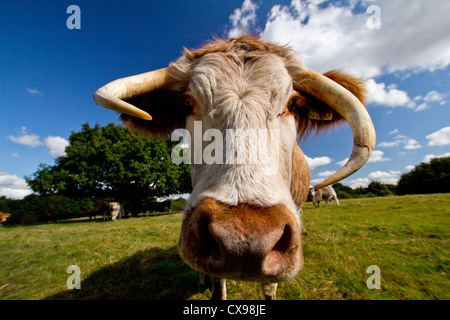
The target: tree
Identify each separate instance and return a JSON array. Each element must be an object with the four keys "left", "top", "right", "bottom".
[
  {"left": 332, "top": 183, "right": 356, "bottom": 199},
  {"left": 397, "top": 157, "right": 450, "bottom": 195},
  {"left": 26, "top": 123, "right": 192, "bottom": 206},
  {"left": 366, "top": 181, "right": 395, "bottom": 197}
]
